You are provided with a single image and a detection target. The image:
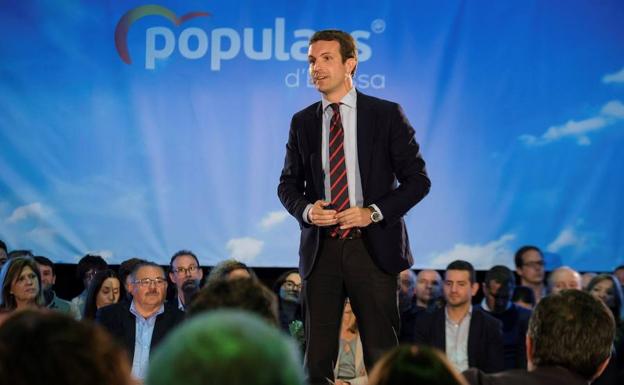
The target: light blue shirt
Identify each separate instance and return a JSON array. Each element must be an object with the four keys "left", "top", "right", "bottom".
[
  {"left": 129, "top": 300, "right": 164, "bottom": 380},
  {"left": 302, "top": 88, "right": 382, "bottom": 222},
  {"left": 445, "top": 306, "right": 472, "bottom": 372}
]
